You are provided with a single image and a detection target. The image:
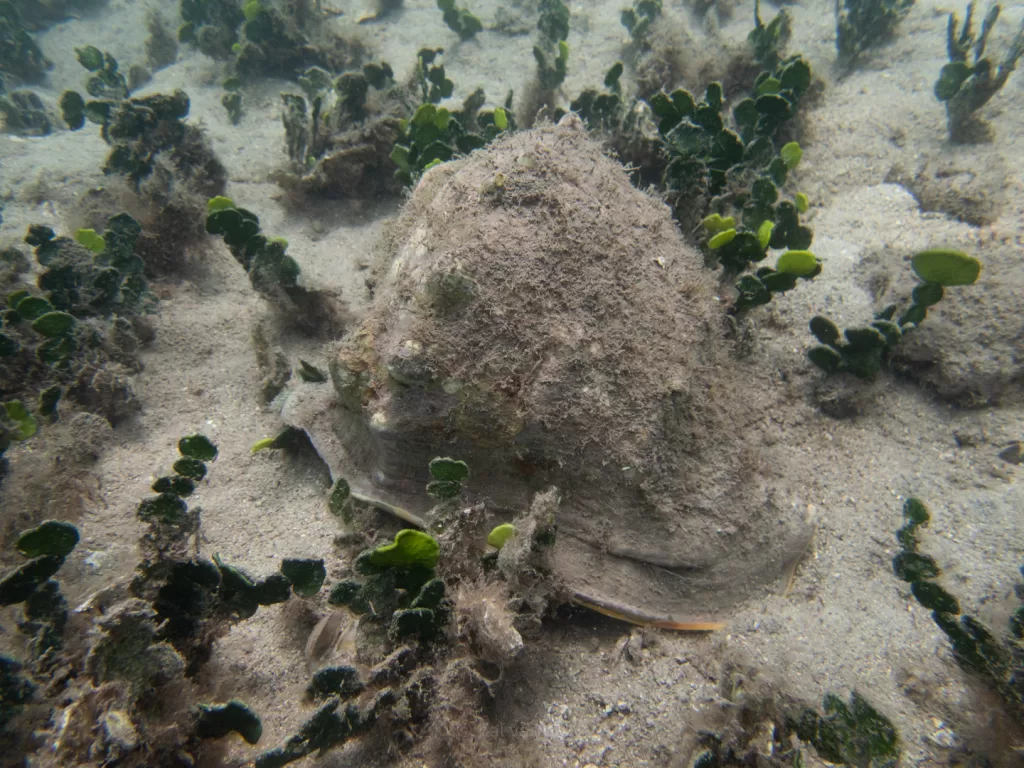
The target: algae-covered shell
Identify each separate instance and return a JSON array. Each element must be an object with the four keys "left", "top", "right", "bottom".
[{"left": 284, "top": 117, "right": 812, "bottom": 623}]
